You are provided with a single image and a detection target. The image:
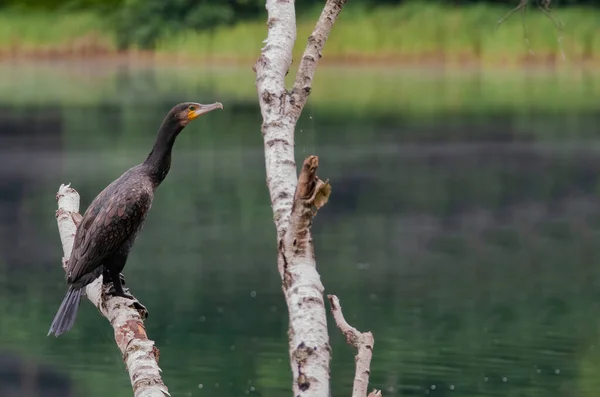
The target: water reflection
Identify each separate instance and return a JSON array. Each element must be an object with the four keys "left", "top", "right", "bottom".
[
  {"left": 1, "top": 62, "right": 600, "bottom": 397},
  {"left": 0, "top": 350, "right": 77, "bottom": 397}
]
